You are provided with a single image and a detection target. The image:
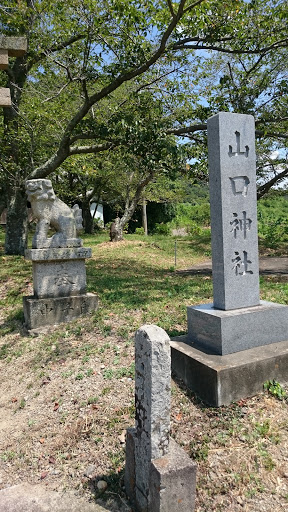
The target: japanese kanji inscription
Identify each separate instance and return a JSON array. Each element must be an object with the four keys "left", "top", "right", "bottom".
[{"left": 208, "top": 112, "right": 260, "bottom": 310}]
